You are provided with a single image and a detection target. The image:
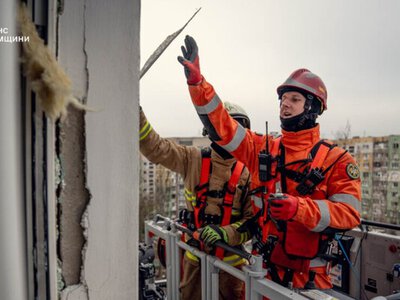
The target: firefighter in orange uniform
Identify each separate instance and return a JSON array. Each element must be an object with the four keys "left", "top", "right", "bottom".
[
  {"left": 177, "top": 35, "right": 361, "bottom": 291},
  {"left": 139, "top": 105, "right": 253, "bottom": 300}
]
